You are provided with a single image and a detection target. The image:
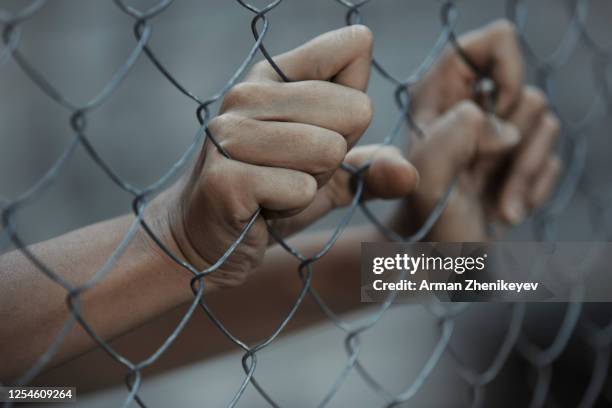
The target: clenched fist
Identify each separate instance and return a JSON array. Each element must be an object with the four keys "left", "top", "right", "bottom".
[
  {"left": 153, "top": 26, "right": 418, "bottom": 289},
  {"left": 393, "top": 20, "right": 561, "bottom": 241}
]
